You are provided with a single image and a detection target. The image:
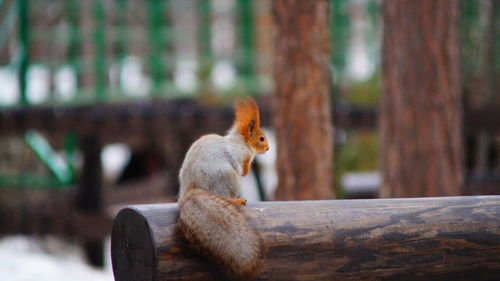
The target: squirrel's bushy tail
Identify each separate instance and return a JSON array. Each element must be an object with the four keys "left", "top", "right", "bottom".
[{"left": 178, "top": 185, "right": 264, "bottom": 278}]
